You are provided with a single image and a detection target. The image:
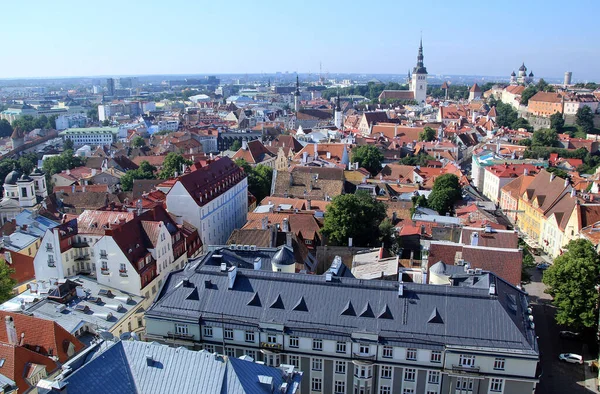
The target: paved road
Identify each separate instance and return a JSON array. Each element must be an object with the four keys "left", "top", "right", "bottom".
[{"left": 524, "top": 267, "right": 593, "bottom": 394}]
